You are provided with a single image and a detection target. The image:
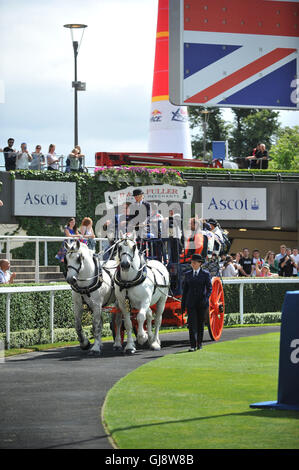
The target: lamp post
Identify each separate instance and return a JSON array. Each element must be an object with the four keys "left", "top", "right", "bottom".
[{"left": 64, "top": 24, "right": 87, "bottom": 147}]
